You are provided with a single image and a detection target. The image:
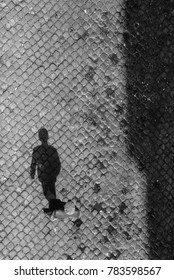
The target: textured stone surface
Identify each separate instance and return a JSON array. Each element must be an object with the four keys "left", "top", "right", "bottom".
[
  {"left": 0, "top": 0, "right": 154, "bottom": 259},
  {"left": 125, "top": 0, "right": 174, "bottom": 259}
]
